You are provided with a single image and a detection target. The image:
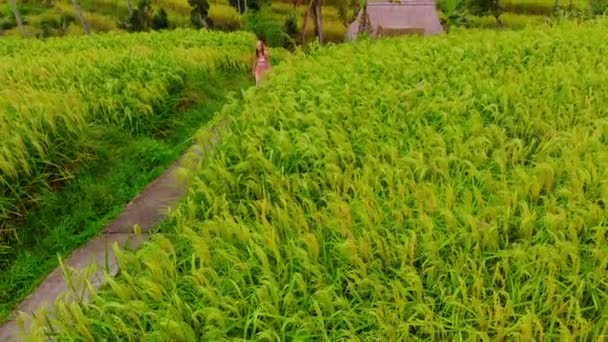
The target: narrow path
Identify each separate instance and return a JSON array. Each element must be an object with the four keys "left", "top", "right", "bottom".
[{"left": 0, "top": 123, "right": 226, "bottom": 341}]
